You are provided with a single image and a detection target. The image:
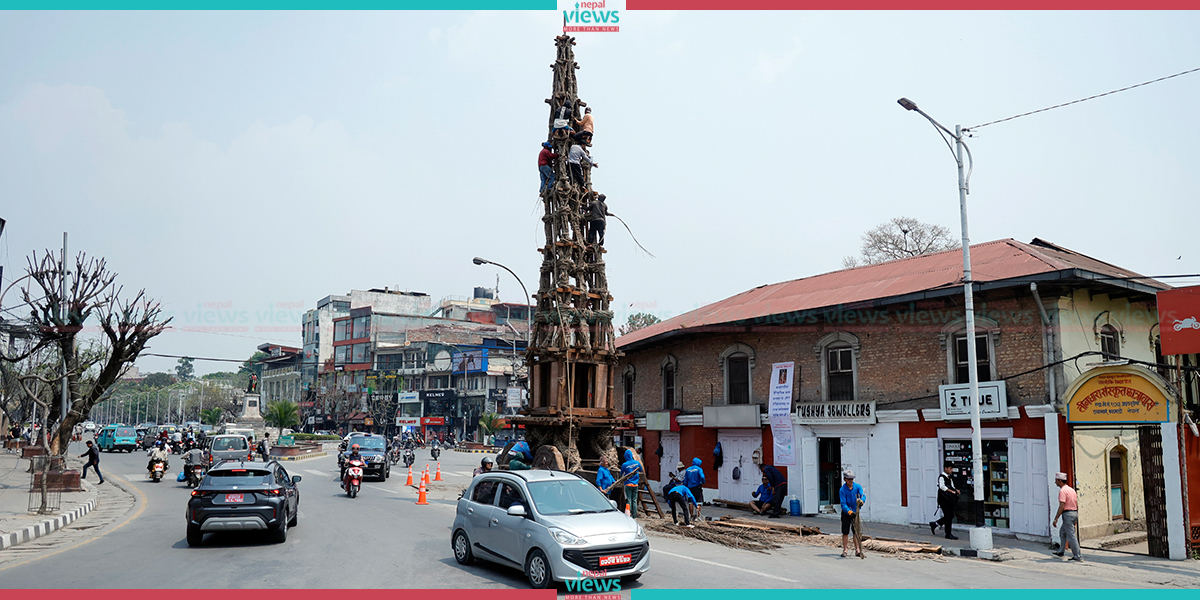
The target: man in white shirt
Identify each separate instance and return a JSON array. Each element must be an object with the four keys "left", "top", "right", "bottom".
[
  {"left": 567, "top": 143, "right": 597, "bottom": 188},
  {"left": 929, "top": 463, "right": 961, "bottom": 540}
]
